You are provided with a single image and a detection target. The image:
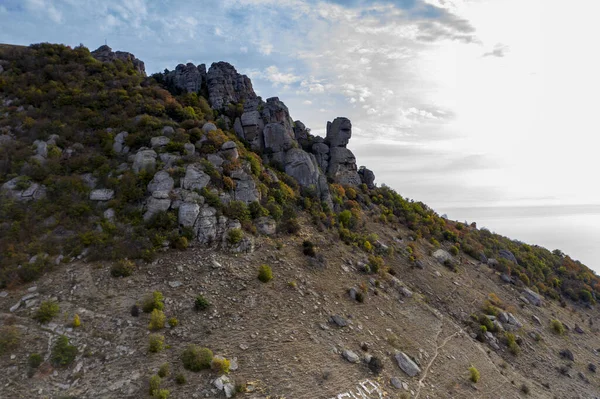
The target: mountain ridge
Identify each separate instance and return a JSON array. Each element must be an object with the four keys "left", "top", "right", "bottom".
[{"left": 0, "top": 42, "right": 599, "bottom": 398}]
